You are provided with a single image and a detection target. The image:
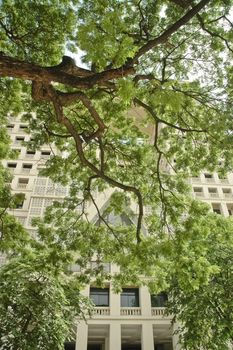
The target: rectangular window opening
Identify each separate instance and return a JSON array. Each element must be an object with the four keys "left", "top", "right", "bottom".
[
  {"left": 121, "top": 288, "right": 139, "bottom": 307},
  {"left": 90, "top": 288, "right": 109, "bottom": 307}
]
